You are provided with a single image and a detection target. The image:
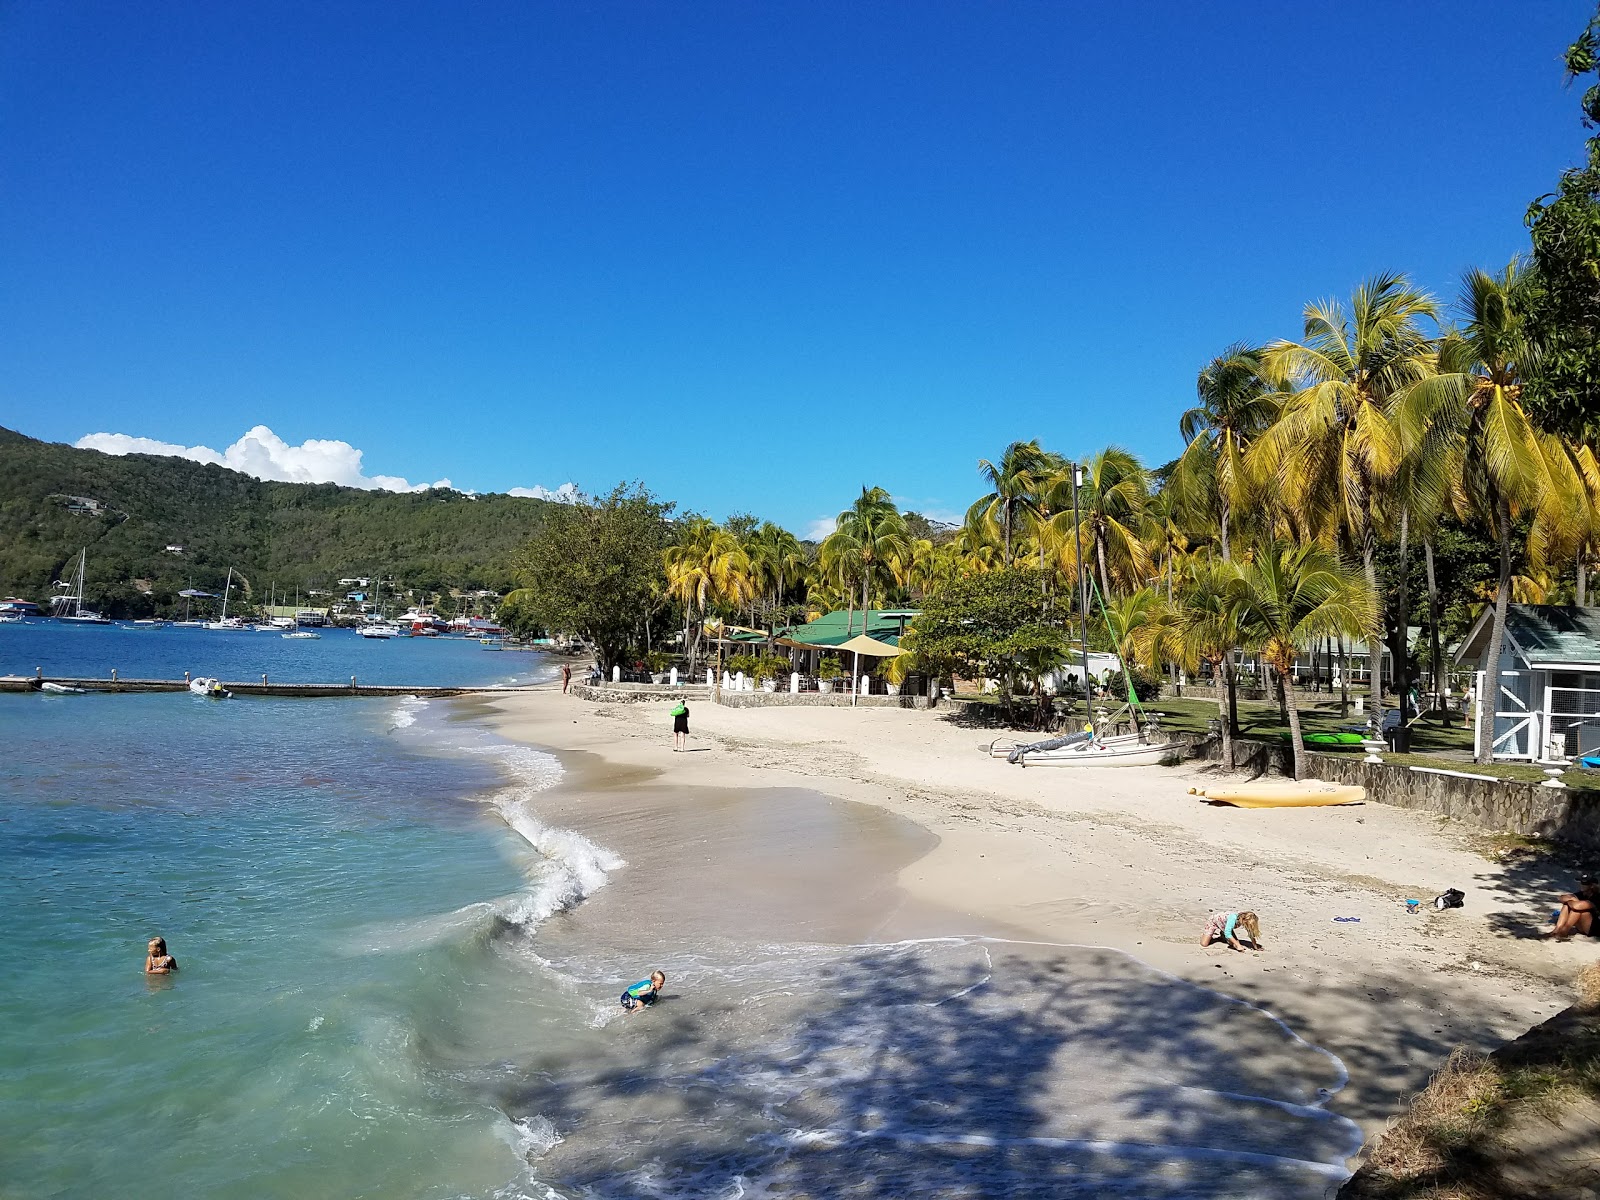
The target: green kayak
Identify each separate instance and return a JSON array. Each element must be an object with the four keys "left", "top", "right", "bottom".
[{"left": 1279, "top": 731, "right": 1366, "bottom": 749}]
